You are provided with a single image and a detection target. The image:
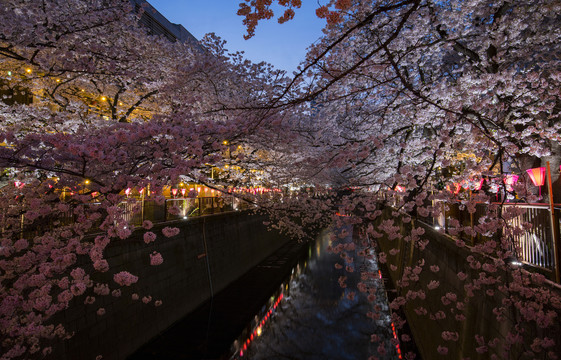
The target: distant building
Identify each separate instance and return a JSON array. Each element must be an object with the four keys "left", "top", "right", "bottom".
[
  {"left": 130, "top": 0, "right": 200, "bottom": 48},
  {"left": 1, "top": 1, "right": 202, "bottom": 106}
]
